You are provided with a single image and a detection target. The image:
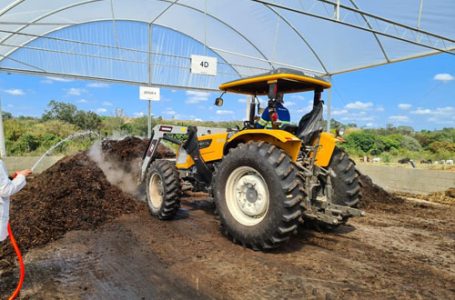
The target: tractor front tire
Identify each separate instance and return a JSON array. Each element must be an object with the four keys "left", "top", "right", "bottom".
[
  {"left": 213, "top": 142, "right": 304, "bottom": 250},
  {"left": 145, "top": 160, "right": 181, "bottom": 220}
]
